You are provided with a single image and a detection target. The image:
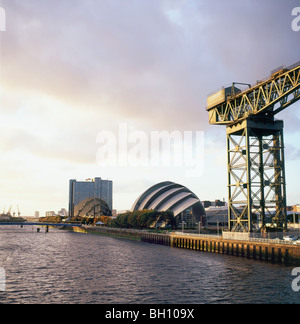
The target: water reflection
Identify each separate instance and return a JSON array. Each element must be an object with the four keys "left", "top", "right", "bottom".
[{"left": 0, "top": 226, "right": 299, "bottom": 304}]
